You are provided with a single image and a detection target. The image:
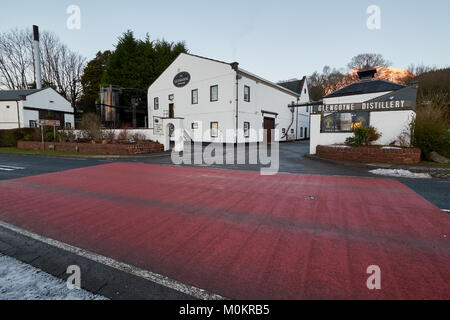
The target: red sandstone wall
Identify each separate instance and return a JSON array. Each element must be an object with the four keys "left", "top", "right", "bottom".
[
  {"left": 316, "top": 145, "right": 421, "bottom": 165},
  {"left": 18, "top": 141, "right": 164, "bottom": 155}
]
